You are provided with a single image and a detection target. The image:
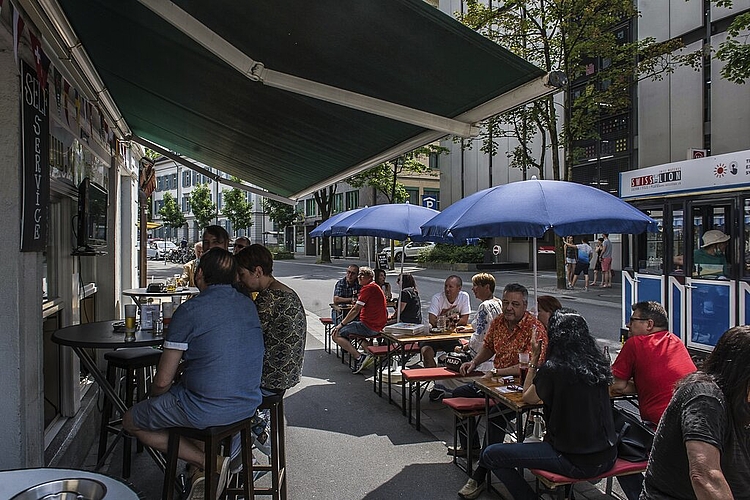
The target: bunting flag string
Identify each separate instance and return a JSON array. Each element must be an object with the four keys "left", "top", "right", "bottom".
[
  {"left": 29, "top": 32, "right": 50, "bottom": 92},
  {"left": 53, "top": 68, "right": 62, "bottom": 116},
  {"left": 63, "top": 79, "right": 70, "bottom": 125},
  {"left": 13, "top": 5, "right": 24, "bottom": 65}
]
